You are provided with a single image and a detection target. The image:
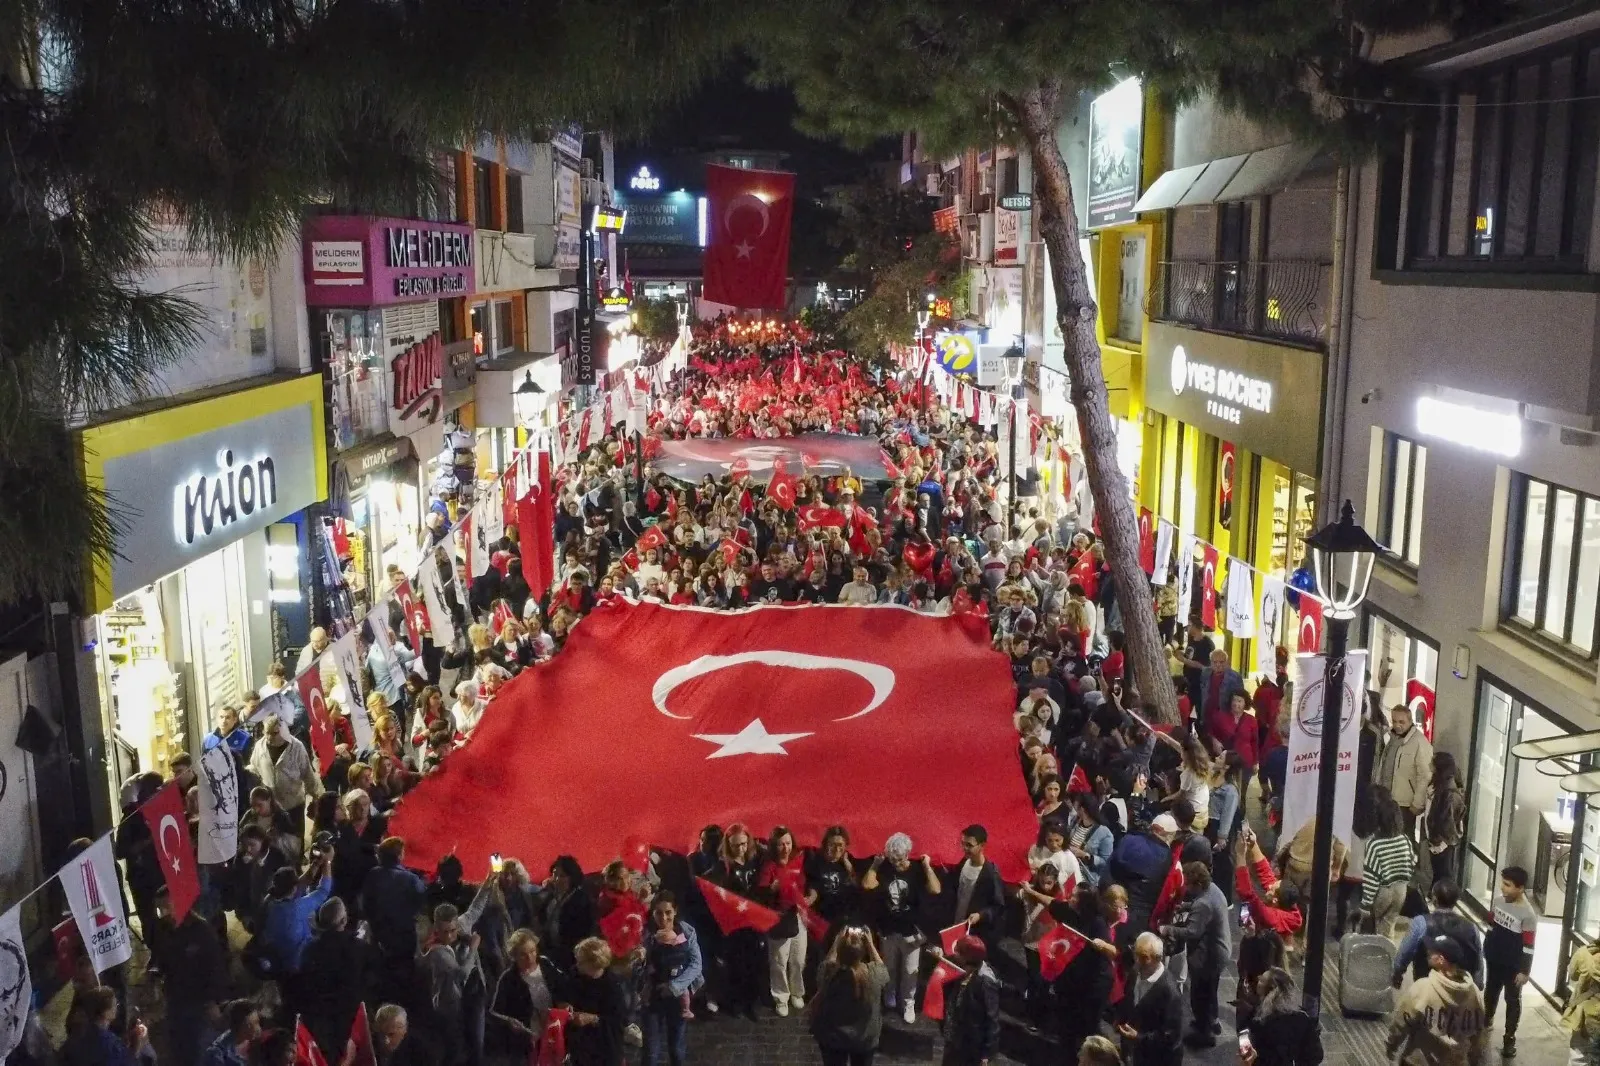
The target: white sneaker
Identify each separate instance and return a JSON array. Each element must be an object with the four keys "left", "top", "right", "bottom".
[
  {"left": 623, "top": 1024, "right": 642, "bottom": 1047},
  {"left": 790, "top": 995, "right": 805, "bottom": 1010},
  {"left": 774, "top": 998, "right": 789, "bottom": 1017},
  {"left": 704, "top": 1000, "right": 719, "bottom": 1014},
  {"left": 903, "top": 1003, "right": 916, "bottom": 1025}
]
